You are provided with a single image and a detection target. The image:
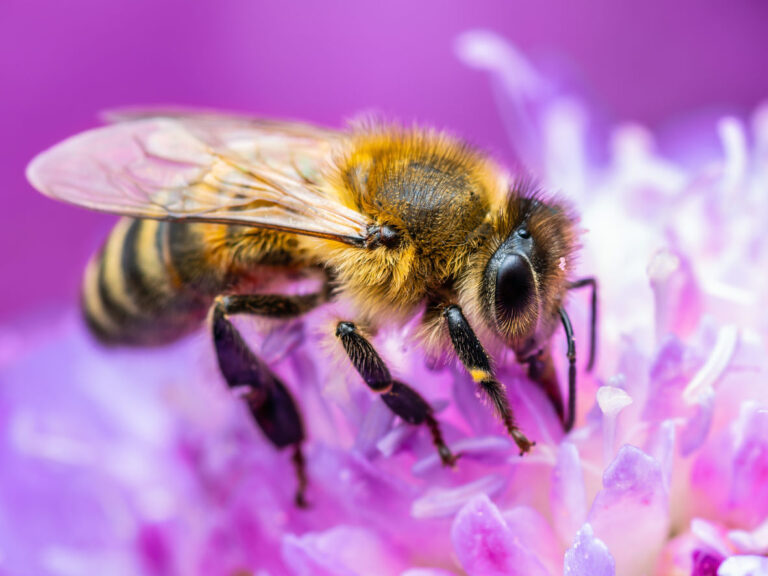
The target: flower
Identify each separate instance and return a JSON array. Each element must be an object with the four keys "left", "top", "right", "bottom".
[{"left": 2, "top": 31, "right": 768, "bottom": 576}]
